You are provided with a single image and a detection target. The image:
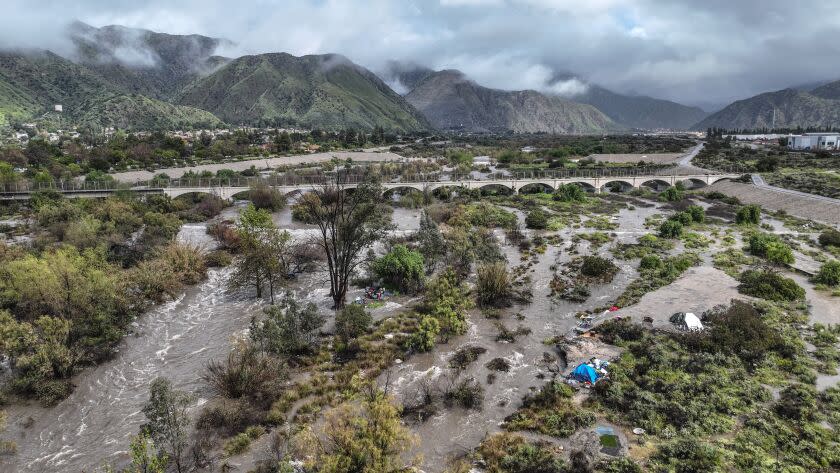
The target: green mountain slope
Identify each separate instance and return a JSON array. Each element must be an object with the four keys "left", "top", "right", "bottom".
[
  {"left": 0, "top": 50, "right": 222, "bottom": 129},
  {"left": 67, "top": 21, "right": 230, "bottom": 100},
  {"left": 178, "top": 53, "right": 429, "bottom": 131},
  {"left": 694, "top": 87, "right": 840, "bottom": 130},
  {"left": 405, "top": 70, "right": 617, "bottom": 133}
]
